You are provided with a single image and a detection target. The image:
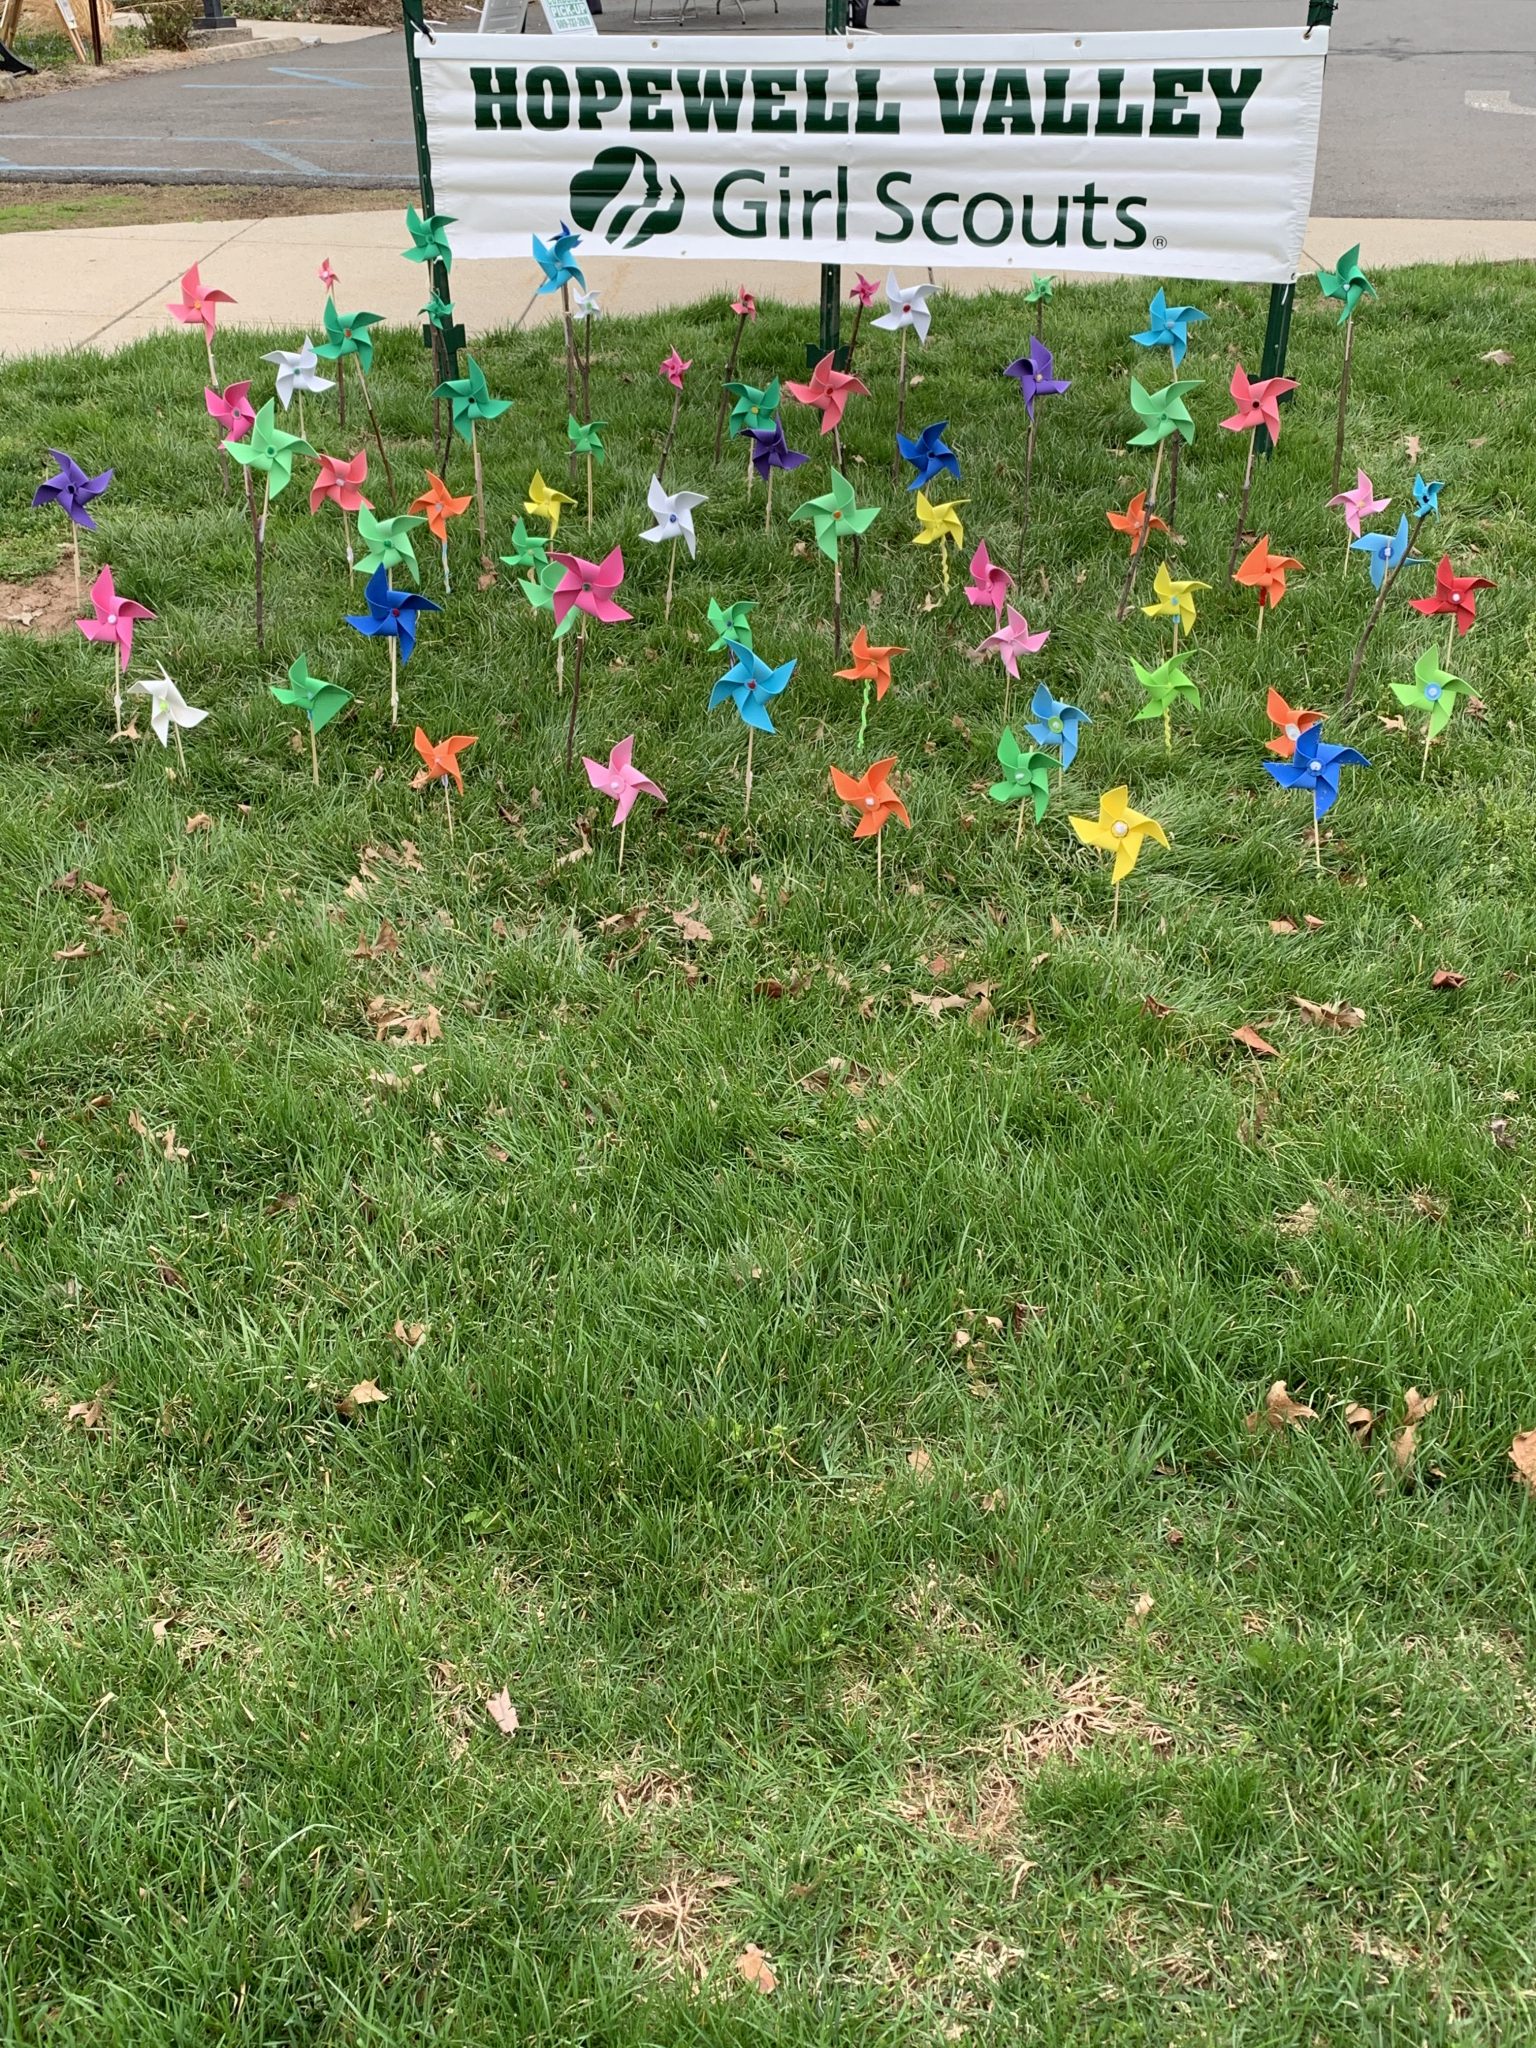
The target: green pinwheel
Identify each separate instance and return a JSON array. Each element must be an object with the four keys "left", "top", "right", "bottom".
[
  {"left": 433, "top": 354, "right": 511, "bottom": 555},
  {"left": 1392, "top": 647, "right": 1469, "bottom": 776},
  {"left": 499, "top": 516, "right": 550, "bottom": 576},
  {"left": 790, "top": 468, "right": 877, "bottom": 658},
  {"left": 356, "top": 507, "right": 425, "bottom": 583},
  {"left": 1316, "top": 243, "right": 1376, "bottom": 325},
  {"left": 1129, "top": 378, "right": 1201, "bottom": 448},
  {"left": 1130, "top": 651, "right": 1200, "bottom": 750},
  {"left": 270, "top": 654, "right": 351, "bottom": 784},
  {"left": 1023, "top": 272, "right": 1054, "bottom": 338},
  {"left": 988, "top": 729, "right": 1055, "bottom": 847},
  {"left": 707, "top": 597, "right": 754, "bottom": 652},
  {"left": 316, "top": 301, "right": 383, "bottom": 373},
  {"left": 421, "top": 290, "right": 456, "bottom": 332},
  {"left": 403, "top": 206, "right": 455, "bottom": 272},
  {"left": 225, "top": 398, "right": 313, "bottom": 500},
  {"left": 568, "top": 415, "right": 606, "bottom": 530},
  {"left": 724, "top": 377, "right": 781, "bottom": 441}
]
